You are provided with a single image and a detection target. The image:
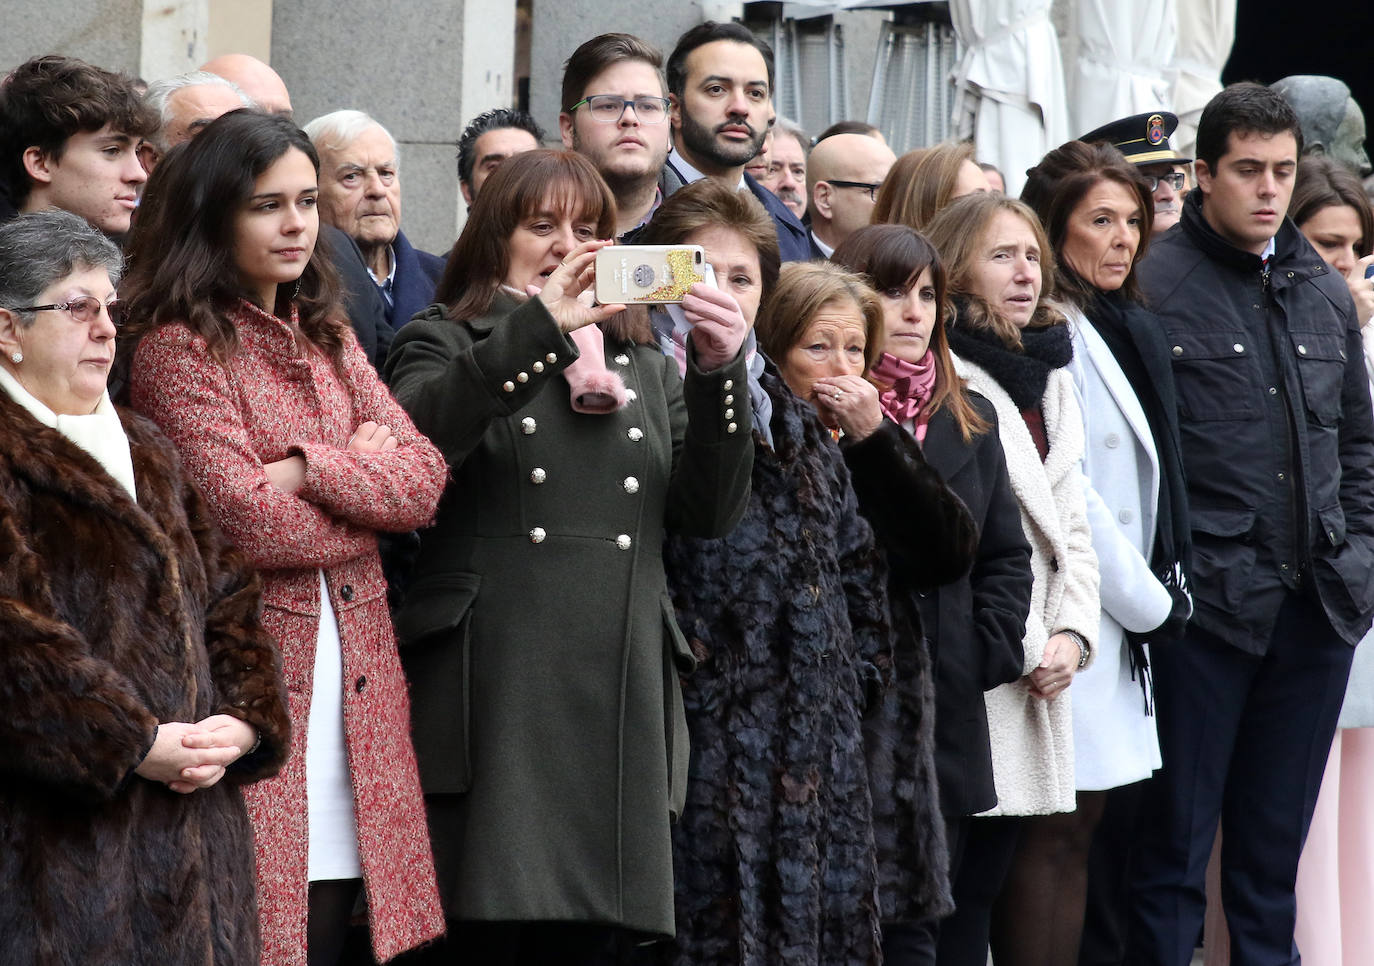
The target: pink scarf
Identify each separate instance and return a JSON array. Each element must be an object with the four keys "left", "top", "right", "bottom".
[
  {"left": 869, "top": 350, "right": 937, "bottom": 443},
  {"left": 563, "top": 323, "right": 628, "bottom": 414}
]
